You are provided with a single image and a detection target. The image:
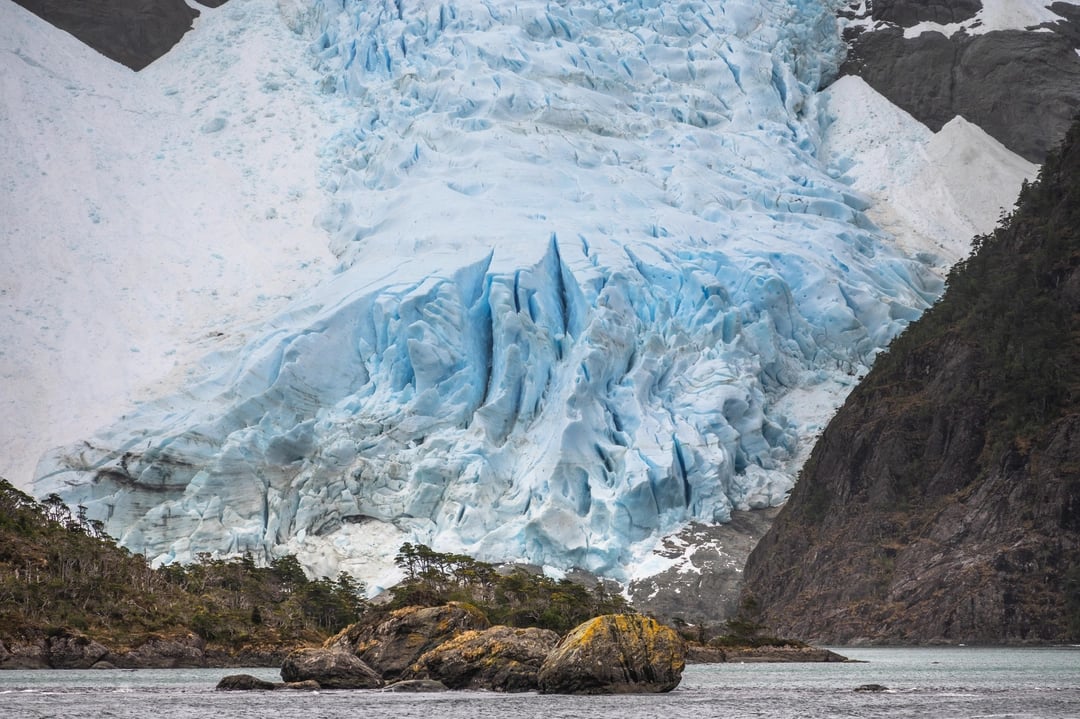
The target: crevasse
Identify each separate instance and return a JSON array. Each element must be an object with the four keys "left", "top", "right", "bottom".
[{"left": 35, "top": 0, "right": 940, "bottom": 579}]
